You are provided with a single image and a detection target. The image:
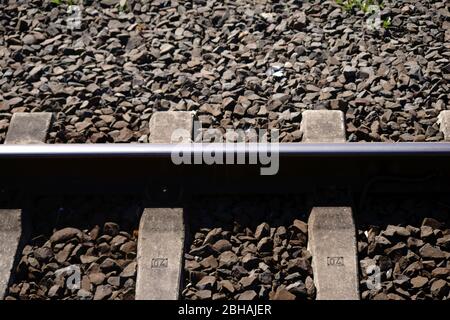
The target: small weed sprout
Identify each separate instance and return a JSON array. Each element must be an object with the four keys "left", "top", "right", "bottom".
[
  {"left": 51, "top": 0, "right": 77, "bottom": 5},
  {"left": 335, "top": 0, "right": 390, "bottom": 29},
  {"left": 118, "top": 0, "right": 128, "bottom": 12}
]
